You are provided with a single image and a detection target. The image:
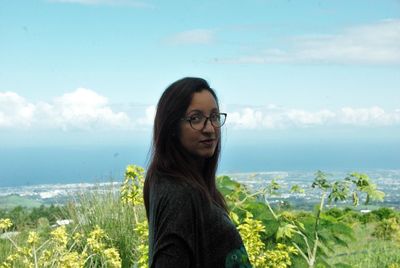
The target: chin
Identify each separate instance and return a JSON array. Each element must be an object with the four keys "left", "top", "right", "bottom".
[
  {"left": 202, "top": 153, "right": 214, "bottom": 159},
  {"left": 199, "top": 149, "right": 216, "bottom": 158}
]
